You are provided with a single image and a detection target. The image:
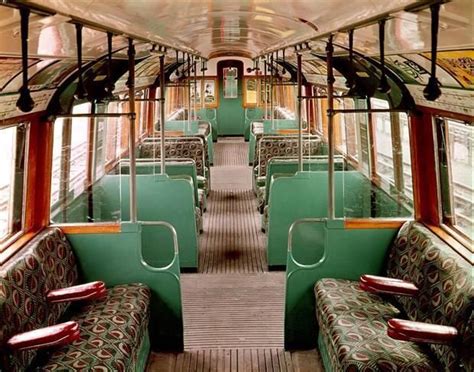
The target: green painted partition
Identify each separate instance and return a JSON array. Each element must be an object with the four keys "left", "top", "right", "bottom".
[
  {"left": 94, "top": 174, "right": 198, "bottom": 269},
  {"left": 119, "top": 162, "right": 201, "bottom": 208},
  {"left": 67, "top": 222, "right": 184, "bottom": 351},
  {"left": 164, "top": 120, "right": 199, "bottom": 134},
  {"left": 248, "top": 127, "right": 261, "bottom": 165},
  {"left": 267, "top": 171, "right": 411, "bottom": 267},
  {"left": 264, "top": 157, "right": 345, "bottom": 205},
  {"left": 284, "top": 218, "right": 399, "bottom": 350},
  {"left": 263, "top": 119, "right": 297, "bottom": 133},
  {"left": 244, "top": 107, "right": 264, "bottom": 141},
  {"left": 197, "top": 108, "right": 218, "bottom": 141}
]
